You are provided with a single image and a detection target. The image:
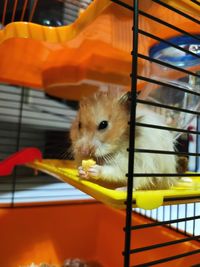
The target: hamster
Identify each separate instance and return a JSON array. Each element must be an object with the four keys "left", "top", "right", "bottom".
[
  {"left": 24, "top": 258, "right": 96, "bottom": 267},
  {"left": 70, "top": 88, "right": 178, "bottom": 190}
]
